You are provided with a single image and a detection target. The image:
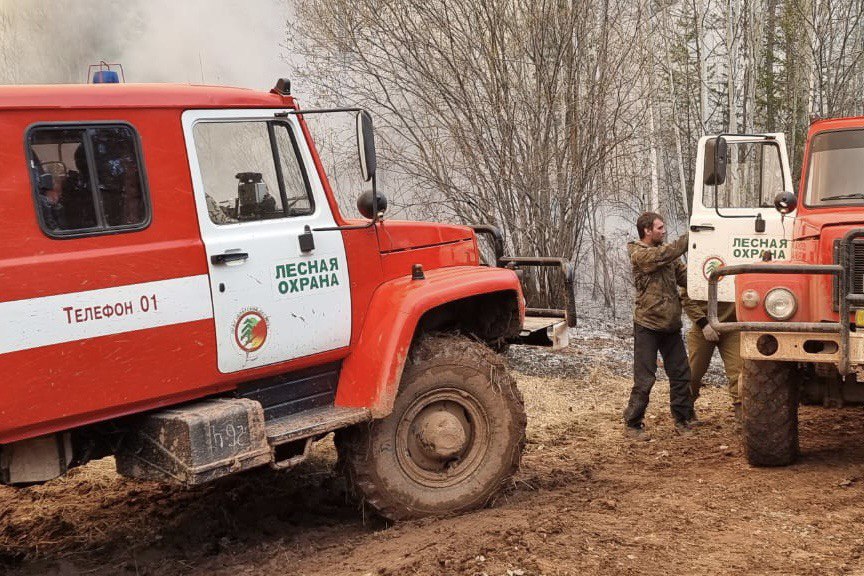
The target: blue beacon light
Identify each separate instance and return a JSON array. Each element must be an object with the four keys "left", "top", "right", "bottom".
[{"left": 92, "top": 70, "right": 120, "bottom": 83}]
